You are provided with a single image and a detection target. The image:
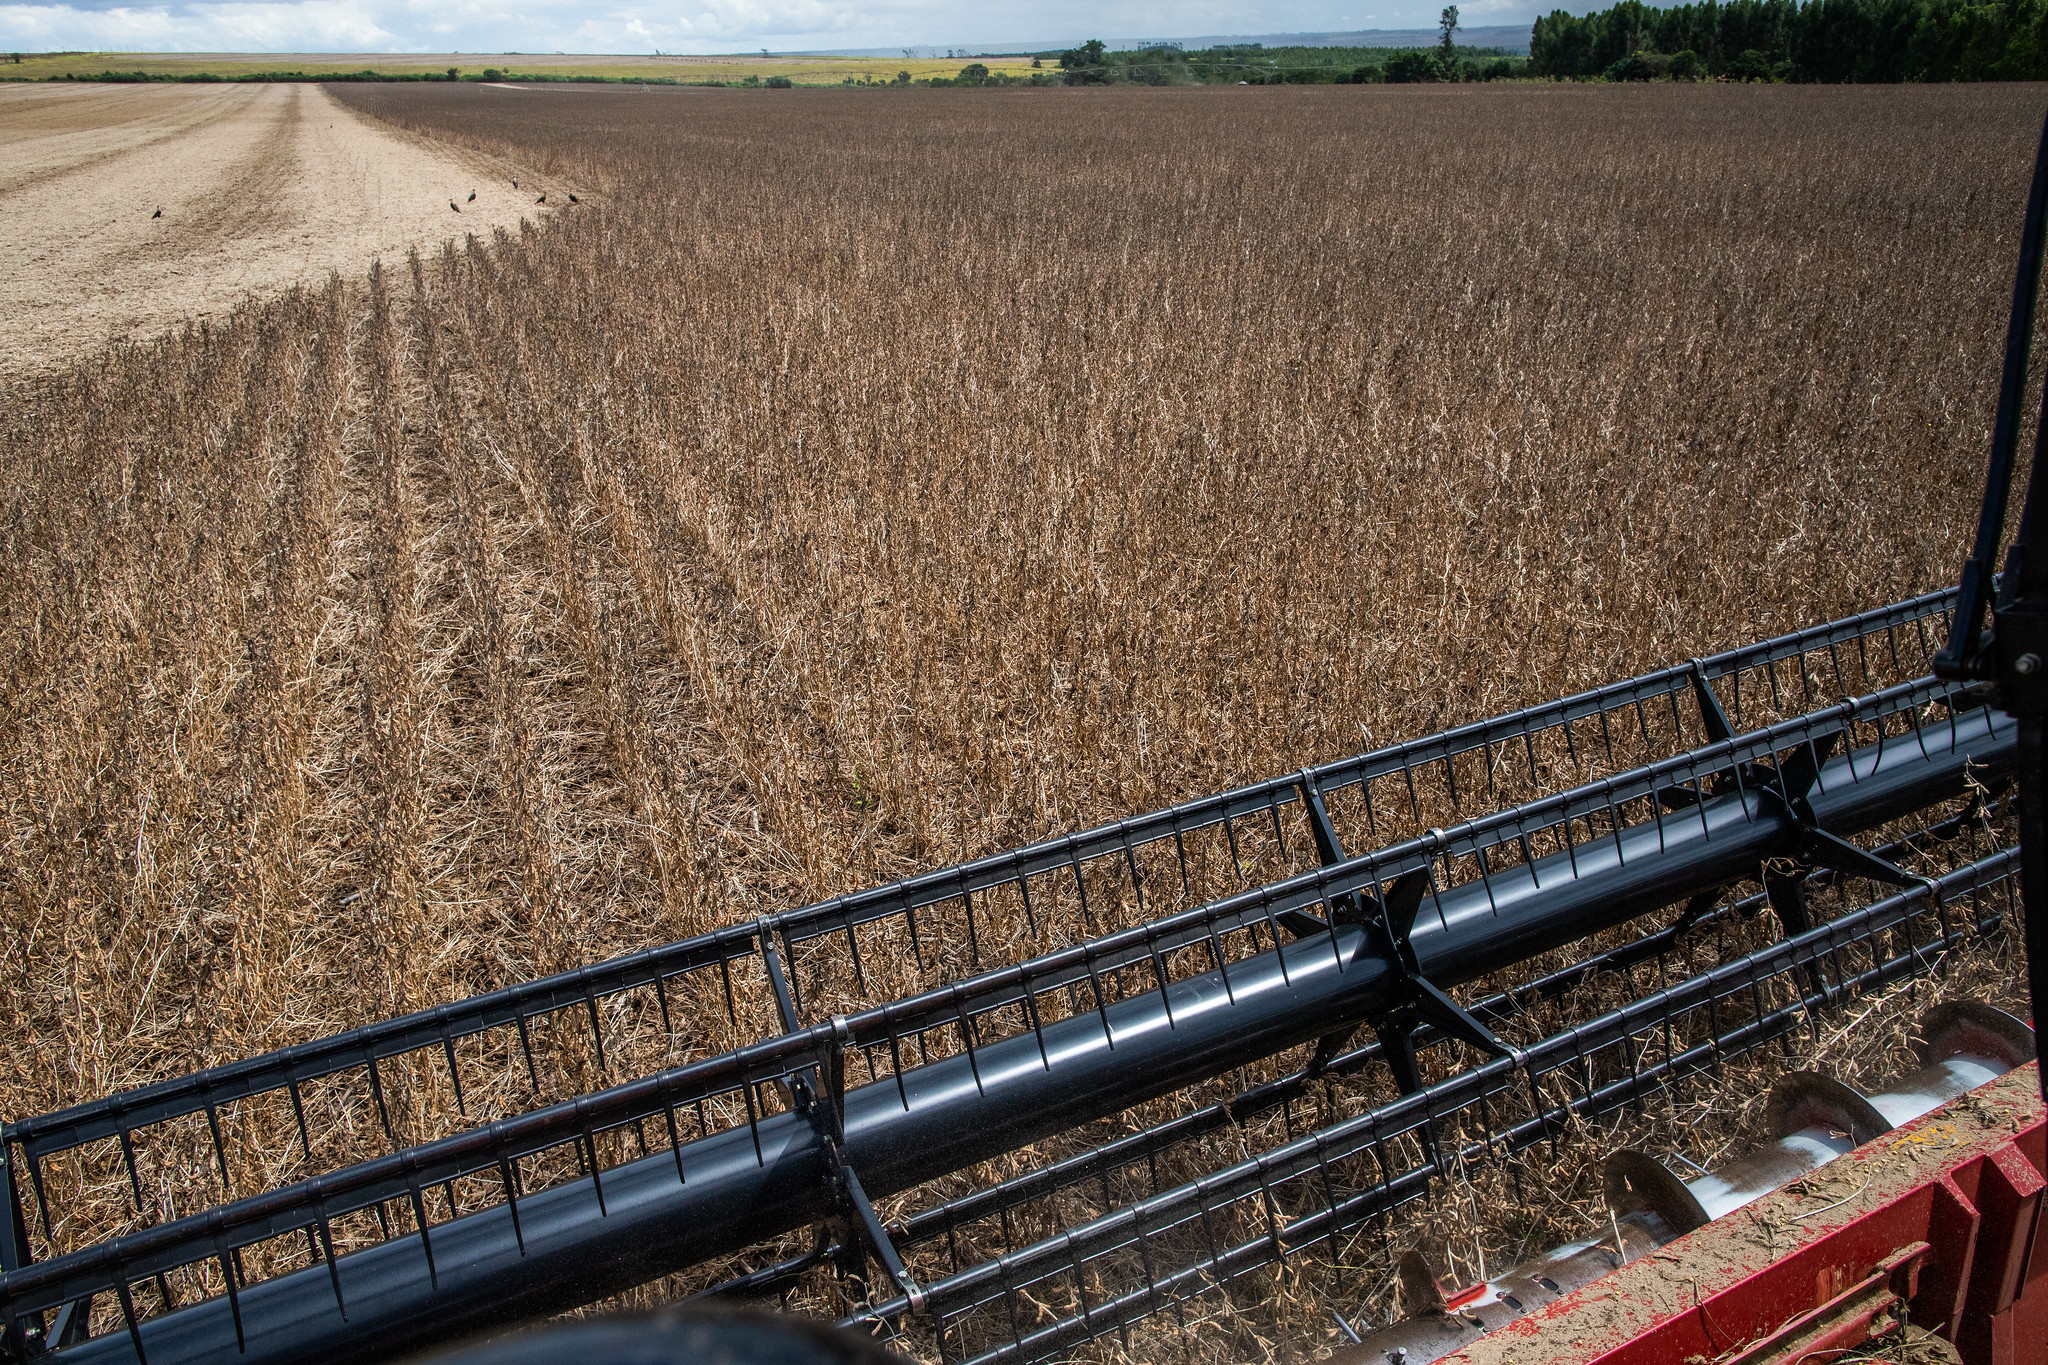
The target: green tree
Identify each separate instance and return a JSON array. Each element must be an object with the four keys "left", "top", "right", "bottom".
[
  {"left": 1440, "top": 4, "right": 1461, "bottom": 55},
  {"left": 1386, "top": 50, "right": 1445, "bottom": 80},
  {"left": 956, "top": 62, "right": 990, "bottom": 84},
  {"left": 1060, "top": 38, "right": 1114, "bottom": 83},
  {"left": 1727, "top": 46, "right": 1773, "bottom": 78}
]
